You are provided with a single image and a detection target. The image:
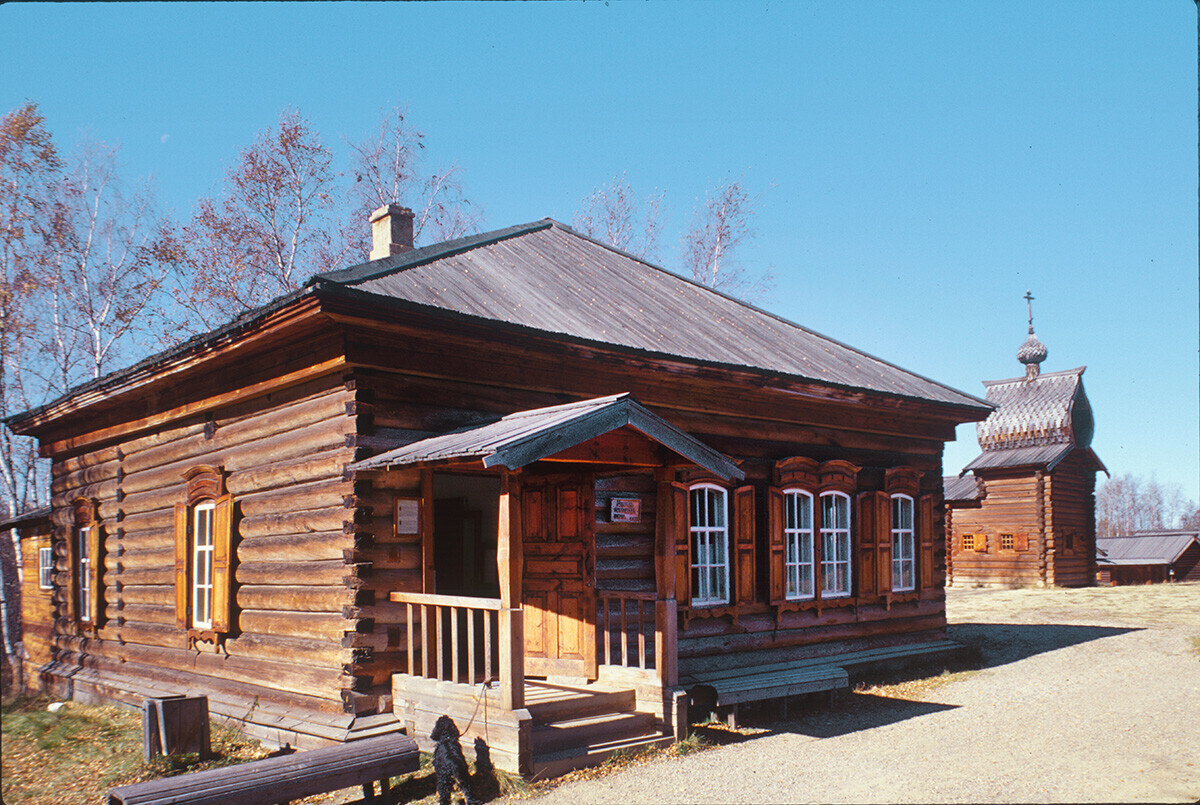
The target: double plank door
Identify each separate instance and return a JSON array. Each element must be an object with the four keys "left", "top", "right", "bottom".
[{"left": 520, "top": 473, "right": 597, "bottom": 679}]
